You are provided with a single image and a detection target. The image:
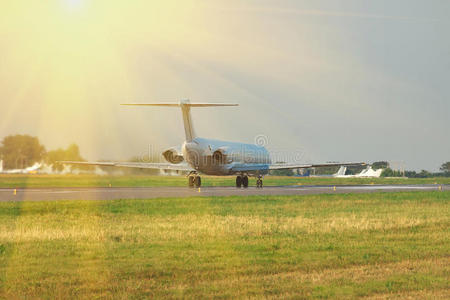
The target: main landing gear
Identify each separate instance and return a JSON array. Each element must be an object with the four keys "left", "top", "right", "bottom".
[
  {"left": 235, "top": 175, "right": 263, "bottom": 188},
  {"left": 188, "top": 173, "right": 262, "bottom": 189},
  {"left": 236, "top": 174, "right": 263, "bottom": 188},
  {"left": 188, "top": 173, "right": 201, "bottom": 188},
  {"left": 235, "top": 175, "right": 249, "bottom": 188}
]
